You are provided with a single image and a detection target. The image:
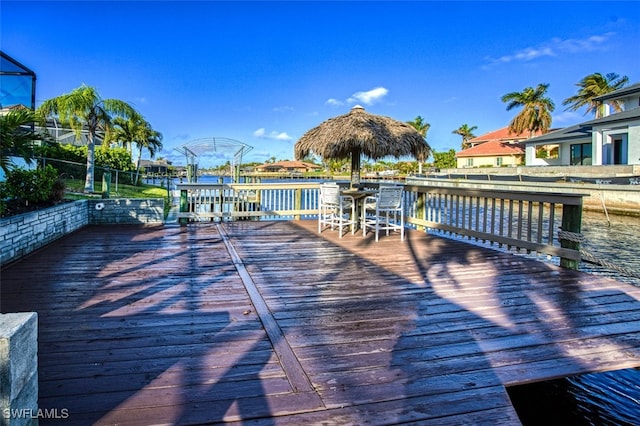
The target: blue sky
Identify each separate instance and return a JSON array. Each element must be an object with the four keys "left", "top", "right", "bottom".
[{"left": 2, "top": 1, "right": 639, "bottom": 167}]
